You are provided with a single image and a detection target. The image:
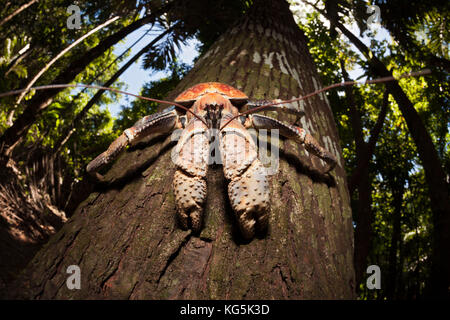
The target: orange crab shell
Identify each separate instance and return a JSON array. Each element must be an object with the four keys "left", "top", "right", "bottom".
[{"left": 174, "top": 82, "right": 248, "bottom": 107}]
